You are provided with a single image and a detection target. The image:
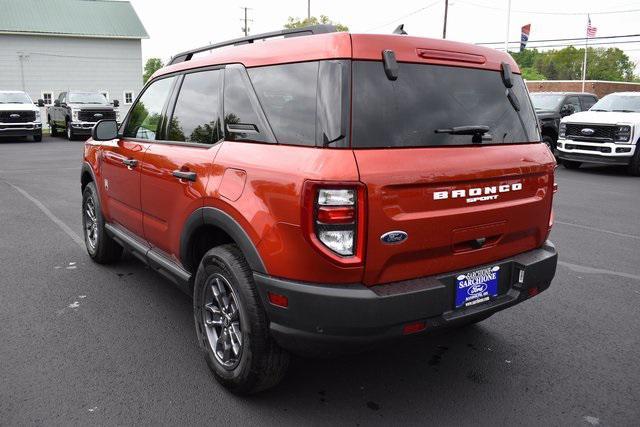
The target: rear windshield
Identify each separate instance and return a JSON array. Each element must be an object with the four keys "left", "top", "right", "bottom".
[{"left": 352, "top": 61, "right": 539, "bottom": 148}]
